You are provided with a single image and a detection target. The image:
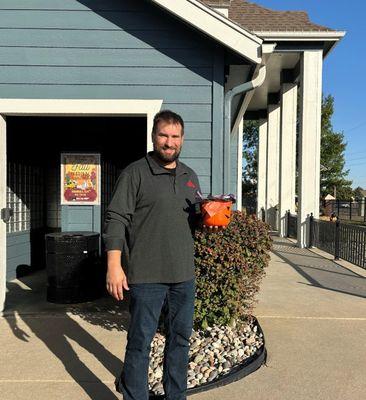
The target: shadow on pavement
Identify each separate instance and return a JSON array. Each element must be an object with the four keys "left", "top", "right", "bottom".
[
  {"left": 272, "top": 236, "right": 366, "bottom": 299},
  {"left": 2, "top": 268, "right": 130, "bottom": 399}
]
